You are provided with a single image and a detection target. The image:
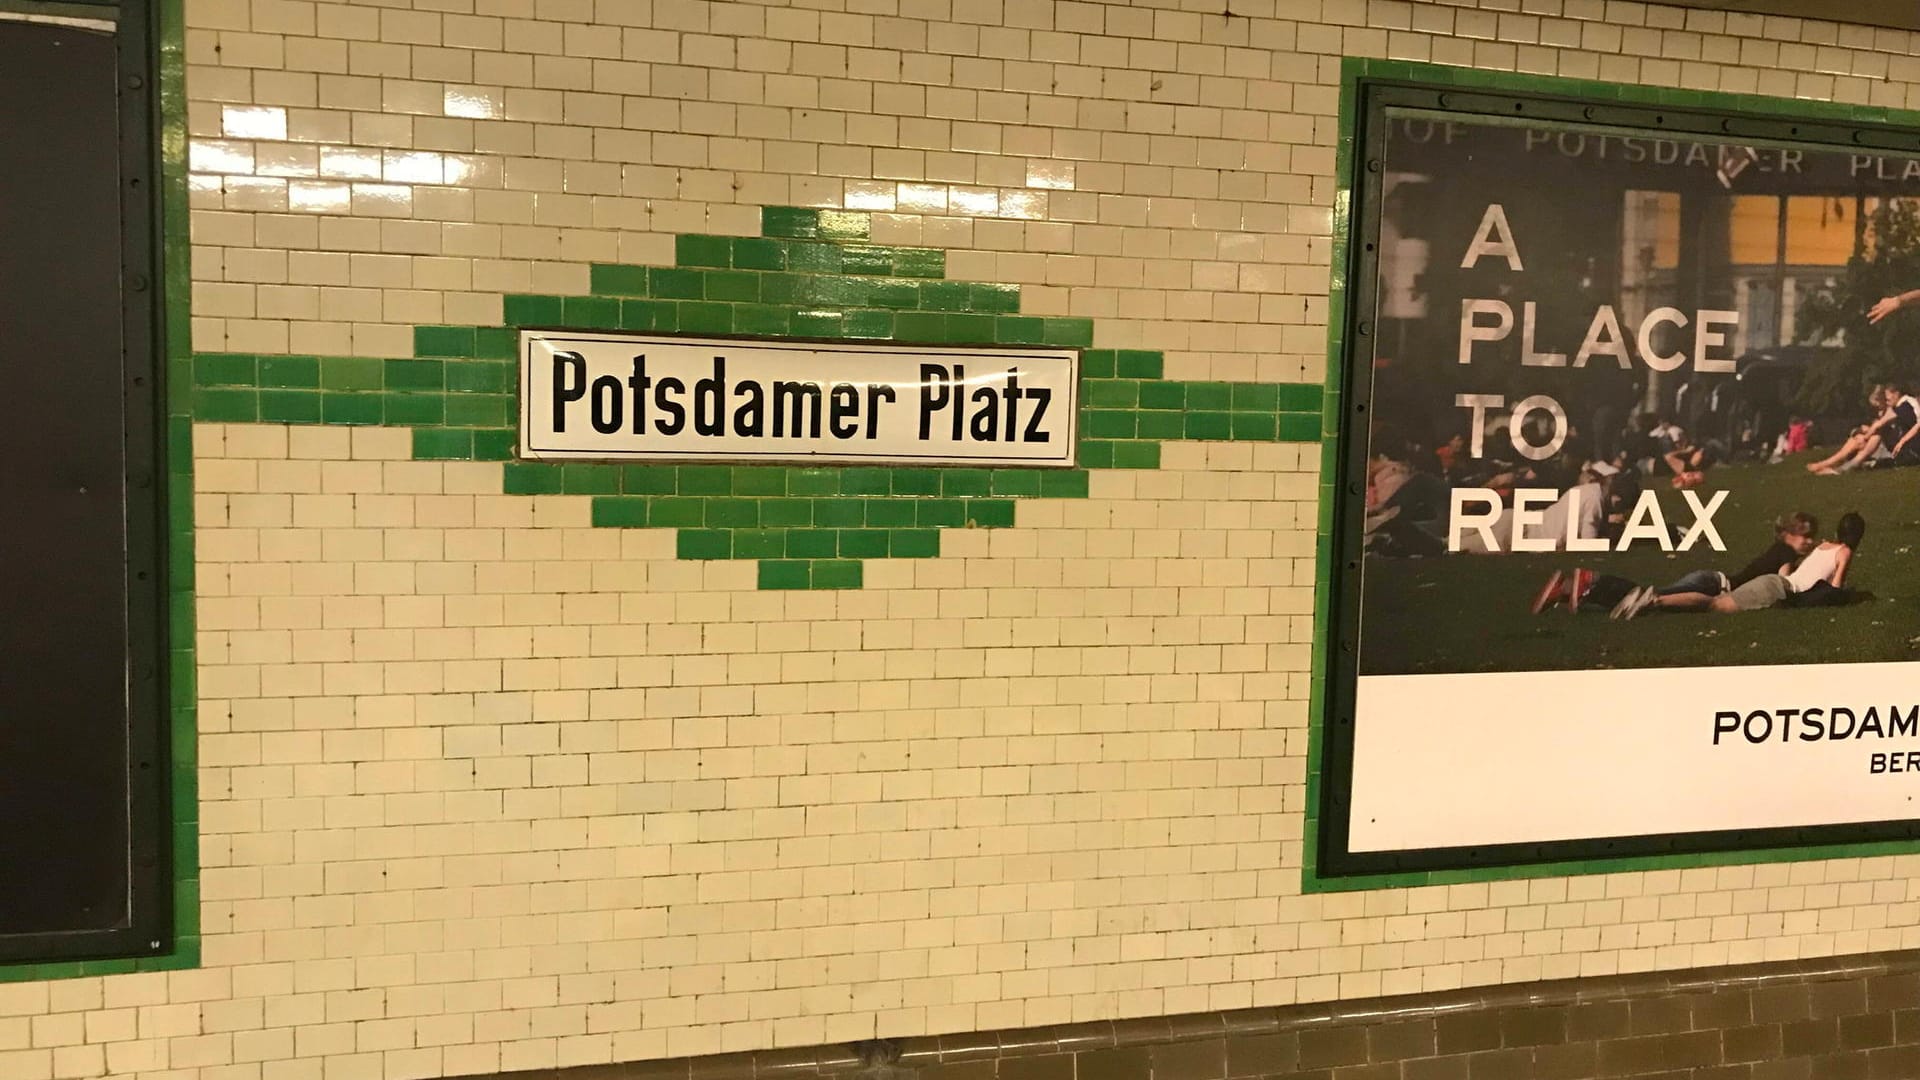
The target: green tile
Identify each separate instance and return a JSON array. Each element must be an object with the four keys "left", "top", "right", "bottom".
[
  {"left": 841, "top": 469, "right": 891, "bottom": 495},
  {"left": 412, "top": 428, "right": 473, "bottom": 459},
  {"left": 761, "top": 207, "right": 821, "bottom": 239},
  {"left": 734, "top": 468, "right": 787, "bottom": 496},
  {"left": 816, "top": 210, "right": 870, "bottom": 241},
  {"left": 1232, "top": 382, "right": 1281, "bottom": 411},
  {"left": 677, "top": 529, "right": 732, "bottom": 559},
  {"left": 947, "top": 313, "right": 993, "bottom": 343},
  {"left": 1039, "top": 470, "right": 1089, "bottom": 498},
  {"left": 1112, "top": 441, "right": 1160, "bottom": 470},
  {"left": 799, "top": 274, "right": 866, "bottom": 307},
  {"left": 786, "top": 243, "right": 843, "bottom": 274},
  {"left": 649, "top": 497, "right": 704, "bottom": 527},
  {"left": 788, "top": 468, "right": 841, "bottom": 496},
  {"left": 890, "top": 529, "right": 940, "bottom": 558},
  {"left": 195, "top": 353, "right": 257, "bottom": 386},
  {"left": 385, "top": 393, "right": 446, "bottom": 425},
  {"left": 759, "top": 273, "right": 799, "bottom": 305},
  {"left": 1080, "top": 350, "right": 1117, "bottom": 379},
  {"left": 320, "top": 355, "right": 383, "bottom": 391},
  {"left": 1085, "top": 380, "right": 1138, "bottom": 408},
  {"left": 503, "top": 462, "right": 566, "bottom": 495},
  {"left": 1185, "top": 411, "right": 1231, "bottom": 440},
  {"left": 734, "top": 304, "right": 791, "bottom": 336},
  {"left": 893, "top": 312, "right": 945, "bottom": 342},
  {"left": 914, "top": 499, "right": 965, "bottom": 527},
  {"left": 446, "top": 360, "right": 513, "bottom": 393},
  {"left": 1085, "top": 410, "right": 1136, "bottom": 439},
  {"left": 865, "top": 499, "right": 914, "bottom": 527},
  {"left": 813, "top": 498, "right": 864, "bottom": 527},
  {"left": 917, "top": 278, "right": 967, "bottom": 309},
  {"left": 892, "top": 248, "right": 945, "bottom": 278},
  {"left": 505, "top": 293, "right": 565, "bottom": 325},
  {"left": 1043, "top": 318, "right": 1093, "bottom": 347},
  {"left": 970, "top": 283, "right": 1020, "bottom": 313},
  {"left": 563, "top": 463, "right": 620, "bottom": 495},
  {"left": 706, "top": 270, "right": 759, "bottom": 302},
  {"left": 940, "top": 469, "right": 991, "bottom": 496},
  {"left": 676, "top": 234, "right": 732, "bottom": 268},
  {"left": 733, "top": 528, "right": 786, "bottom": 559},
  {"left": 965, "top": 499, "right": 1015, "bottom": 528},
  {"left": 415, "top": 325, "right": 476, "bottom": 357},
  {"left": 1117, "top": 350, "right": 1164, "bottom": 379},
  {"left": 679, "top": 466, "right": 733, "bottom": 495},
  {"left": 258, "top": 390, "right": 322, "bottom": 423},
  {"left": 621, "top": 466, "right": 677, "bottom": 494},
  {"left": 758, "top": 559, "right": 811, "bottom": 589},
  {"left": 732, "top": 237, "right": 786, "bottom": 270},
  {"left": 844, "top": 310, "right": 893, "bottom": 338},
  {"left": 678, "top": 301, "right": 734, "bottom": 334},
  {"left": 869, "top": 279, "right": 920, "bottom": 309},
  {"left": 1278, "top": 383, "right": 1322, "bottom": 411},
  {"left": 994, "top": 316, "right": 1046, "bottom": 344},
  {"left": 707, "top": 497, "right": 759, "bottom": 527},
  {"left": 838, "top": 528, "right": 890, "bottom": 558},
  {"left": 787, "top": 528, "right": 837, "bottom": 558},
  {"left": 1078, "top": 440, "right": 1115, "bottom": 469},
  {"left": 1187, "top": 382, "right": 1231, "bottom": 409},
  {"left": 592, "top": 497, "right": 651, "bottom": 527},
  {"left": 193, "top": 387, "right": 257, "bottom": 422},
  {"left": 840, "top": 246, "right": 893, "bottom": 275},
  {"left": 650, "top": 267, "right": 705, "bottom": 299},
  {"left": 563, "top": 295, "right": 621, "bottom": 328},
  {"left": 259, "top": 354, "right": 319, "bottom": 388},
  {"left": 444, "top": 393, "right": 510, "bottom": 427},
  {"left": 386, "top": 358, "right": 445, "bottom": 390},
  {"left": 762, "top": 499, "right": 812, "bottom": 527},
  {"left": 1137, "top": 411, "right": 1185, "bottom": 439},
  {"left": 1279, "top": 413, "right": 1322, "bottom": 441},
  {"left": 475, "top": 328, "right": 517, "bottom": 360},
  {"left": 990, "top": 469, "right": 1041, "bottom": 496},
  {"left": 810, "top": 559, "right": 863, "bottom": 589},
  {"left": 1140, "top": 381, "right": 1185, "bottom": 410},
  {"left": 622, "top": 299, "right": 676, "bottom": 333},
  {"left": 591, "top": 264, "right": 651, "bottom": 295},
  {"left": 890, "top": 468, "right": 939, "bottom": 495},
  {"left": 321, "top": 392, "right": 382, "bottom": 425},
  {"left": 1231, "top": 413, "right": 1278, "bottom": 441}
]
